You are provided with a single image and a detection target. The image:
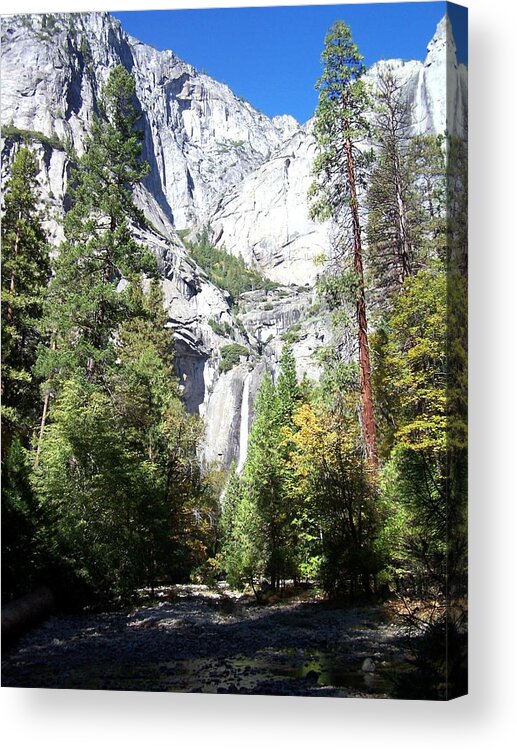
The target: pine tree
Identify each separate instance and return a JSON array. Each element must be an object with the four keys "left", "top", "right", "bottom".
[
  {"left": 37, "top": 65, "right": 155, "bottom": 397},
  {"left": 409, "top": 134, "right": 447, "bottom": 263},
  {"left": 242, "top": 373, "right": 285, "bottom": 589},
  {"left": 111, "top": 280, "right": 205, "bottom": 587},
  {"left": 366, "top": 65, "right": 420, "bottom": 296},
  {"left": 31, "top": 66, "right": 205, "bottom": 601},
  {"left": 33, "top": 280, "right": 204, "bottom": 601},
  {"left": 221, "top": 347, "right": 304, "bottom": 591},
  {"left": 1, "top": 145, "right": 51, "bottom": 600},
  {"left": 1, "top": 145, "right": 50, "bottom": 449},
  {"left": 309, "top": 21, "right": 377, "bottom": 469},
  {"left": 219, "top": 467, "right": 263, "bottom": 593},
  {"left": 275, "top": 345, "right": 300, "bottom": 423}
]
